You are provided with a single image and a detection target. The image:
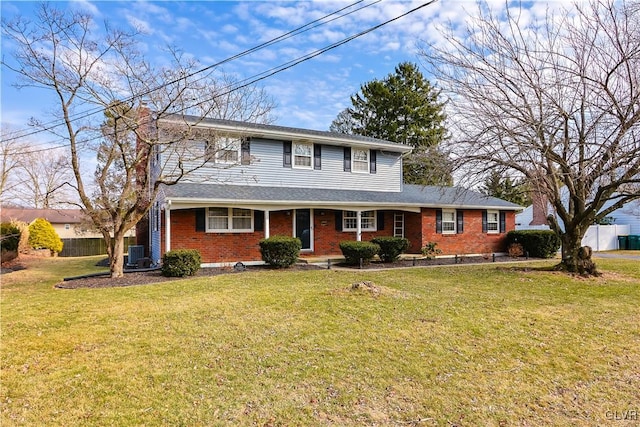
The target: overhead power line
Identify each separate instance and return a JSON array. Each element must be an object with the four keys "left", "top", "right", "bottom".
[
  {"left": 2, "top": 0, "right": 376, "bottom": 145},
  {"left": 7, "top": 0, "right": 438, "bottom": 155}
]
